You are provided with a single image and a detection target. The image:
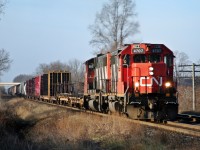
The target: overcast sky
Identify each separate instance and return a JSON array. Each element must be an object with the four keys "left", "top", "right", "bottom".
[{"left": 0, "top": 0, "right": 200, "bottom": 82}]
